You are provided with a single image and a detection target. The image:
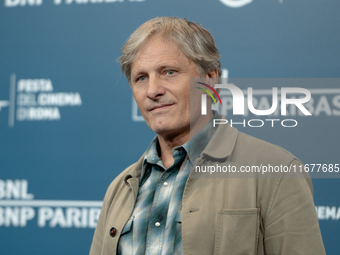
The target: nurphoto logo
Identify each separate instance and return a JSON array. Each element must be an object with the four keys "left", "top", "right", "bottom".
[{"left": 196, "top": 80, "right": 312, "bottom": 128}]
